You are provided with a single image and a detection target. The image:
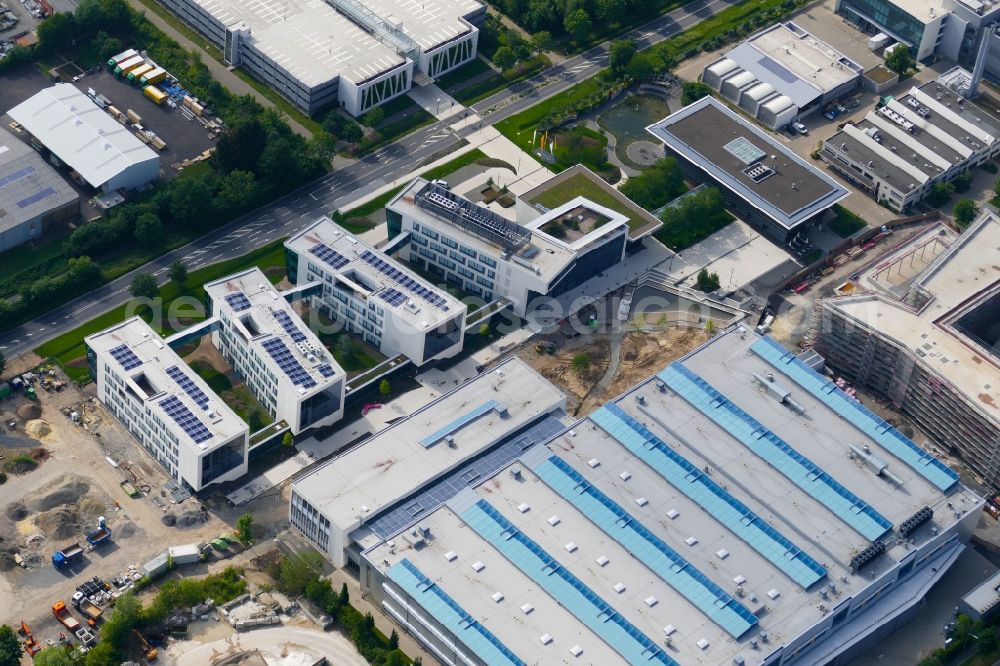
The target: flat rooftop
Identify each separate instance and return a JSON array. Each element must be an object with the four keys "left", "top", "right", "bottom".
[
  {"left": 285, "top": 216, "right": 464, "bottom": 328},
  {"left": 826, "top": 209, "right": 1000, "bottom": 419},
  {"left": 368, "top": 328, "right": 978, "bottom": 664},
  {"left": 519, "top": 165, "right": 663, "bottom": 240},
  {"left": 7, "top": 84, "right": 158, "bottom": 189},
  {"left": 390, "top": 179, "right": 583, "bottom": 282},
  {"left": 194, "top": 0, "right": 405, "bottom": 85},
  {"left": 360, "top": 0, "right": 483, "bottom": 52},
  {"left": 647, "top": 96, "right": 848, "bottom": 229},
  {"left": 204, "top": 266, "right": 345, "bottom": 393},
  {"left": 85, "top": 317, "right": 247, "bottom": 448},
  {"left": 728, "top": 22, "right": 861, "bottom": 106},
  {"left": 0, "top": 127, "right": 77, "bottom": 233},
  {"left": 293, "top": 356, "right": 567, "bottom": 541},
  {"left": 883, "top": 0, "right": 946, "bottom": 25}
]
